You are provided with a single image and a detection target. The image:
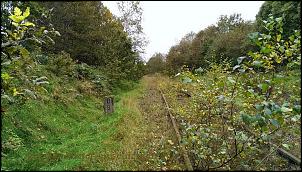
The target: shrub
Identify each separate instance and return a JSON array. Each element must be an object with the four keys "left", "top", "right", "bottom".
[{"left": 46, "top": 51, "right": 76, "bottom": 76}]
